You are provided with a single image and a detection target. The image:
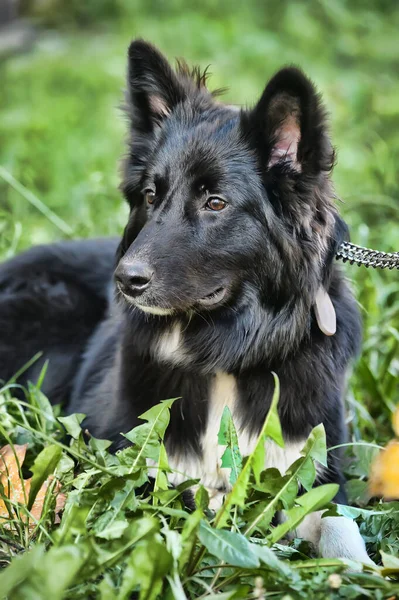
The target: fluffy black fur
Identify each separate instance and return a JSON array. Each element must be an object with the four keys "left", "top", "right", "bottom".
[{"left": 0, "top": 41, "right": 361, "bottom": 506}]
